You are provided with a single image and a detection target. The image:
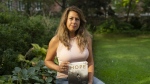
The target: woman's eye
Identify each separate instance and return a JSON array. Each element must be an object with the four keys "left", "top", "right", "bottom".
[
  {"left": 76, "top": 18, "right": 79, "bottom": 21},
  {"left": 69, "top": 18, "right": 73, "bottom": 20}
]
